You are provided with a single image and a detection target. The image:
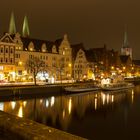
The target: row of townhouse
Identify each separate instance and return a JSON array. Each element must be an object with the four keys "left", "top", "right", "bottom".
[
  {"left": 0, "top": 33, "right": 72, "bottom": 83},
  {"left": 0, "top": 32, "right": 138, "bottom": 83},
  {"left": 72, "top": 44, "right": 137, "bottom": 81}
]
